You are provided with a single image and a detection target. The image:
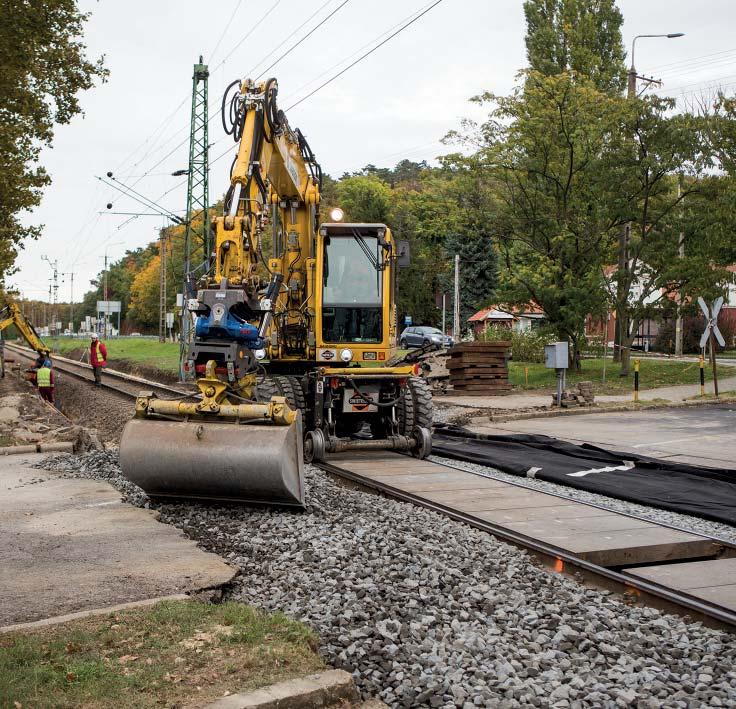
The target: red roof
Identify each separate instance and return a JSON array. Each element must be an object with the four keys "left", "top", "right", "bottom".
[{"left": 468, "top": 303, "right": 545, "bottom": 322}]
